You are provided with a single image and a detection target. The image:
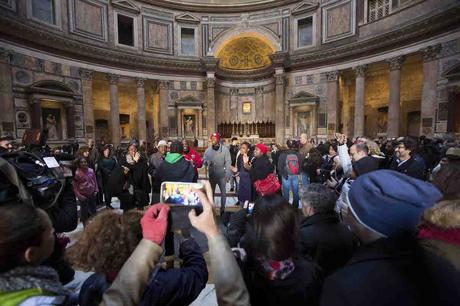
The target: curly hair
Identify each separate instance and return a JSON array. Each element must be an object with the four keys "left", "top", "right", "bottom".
[{"left": 66, "top": 210, "right": 143, "bottom": 274}]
